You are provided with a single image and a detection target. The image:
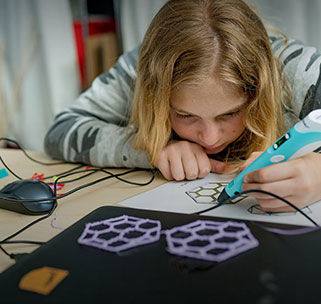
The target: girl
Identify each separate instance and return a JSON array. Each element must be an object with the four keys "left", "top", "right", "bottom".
[{"left": 44, "top": 0, "right": 321, "bottom": 212}]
